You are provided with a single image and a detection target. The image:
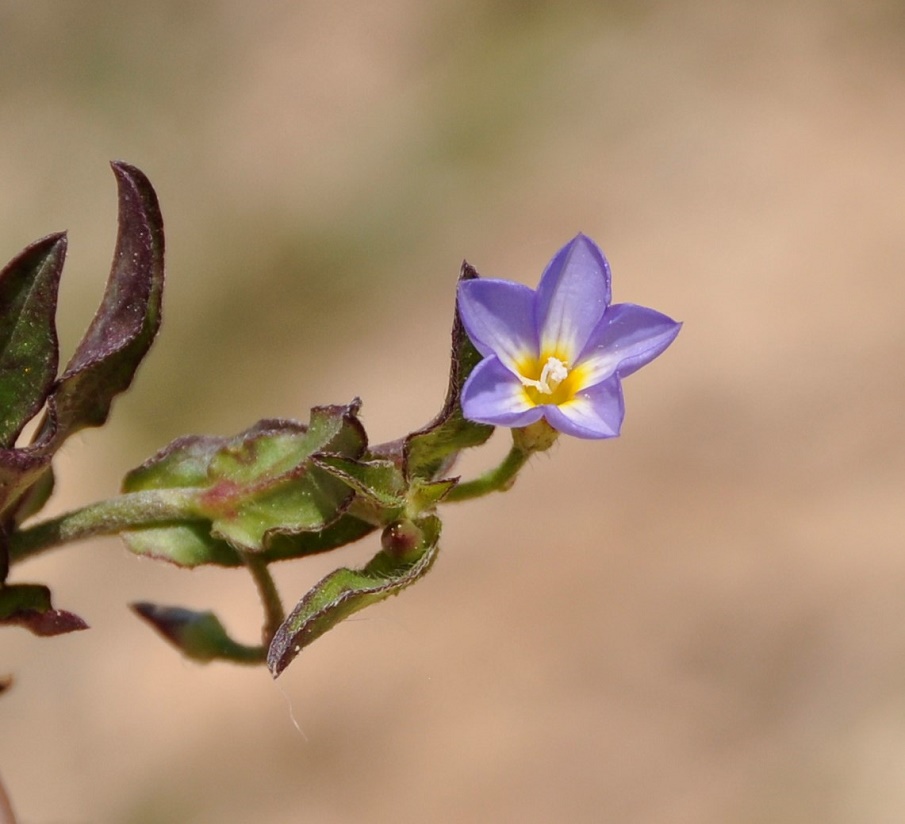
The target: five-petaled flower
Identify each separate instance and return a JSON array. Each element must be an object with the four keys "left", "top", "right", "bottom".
[{"left": 457, "top": 234, "right": 680, "bottom": 439}]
